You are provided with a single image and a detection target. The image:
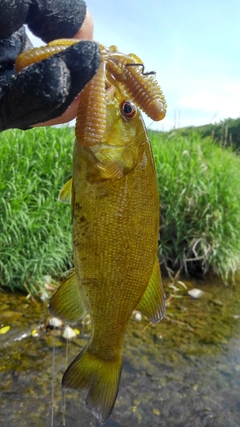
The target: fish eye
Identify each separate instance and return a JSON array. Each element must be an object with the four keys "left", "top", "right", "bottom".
[{"left": 120, "top": 100, "right": 137, "bottom": 119}]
